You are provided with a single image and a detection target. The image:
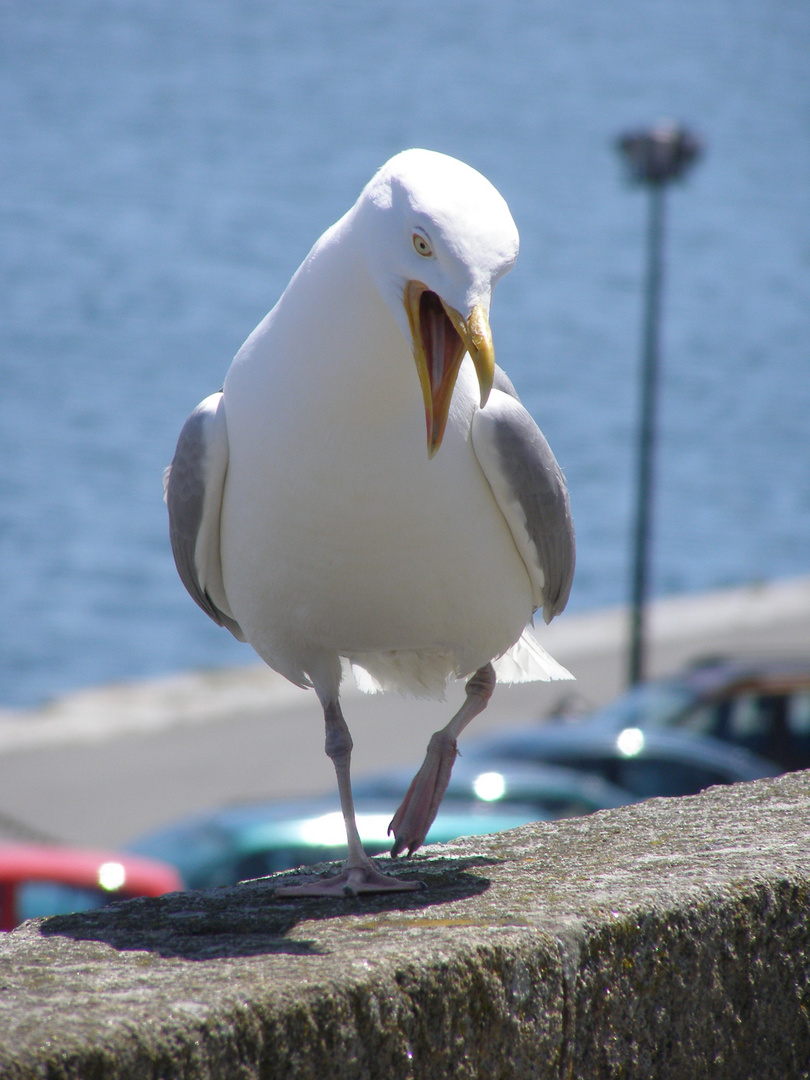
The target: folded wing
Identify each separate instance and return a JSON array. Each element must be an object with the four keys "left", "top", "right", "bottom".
[
  {"left": 164, "top": 391, "right": 245, "bottom": 641},
  {"left": 472, "top": 376, "right": 575, "bottom": 626}
]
